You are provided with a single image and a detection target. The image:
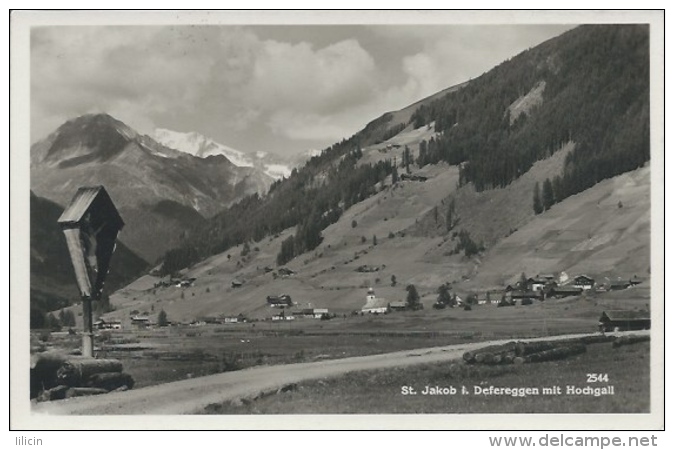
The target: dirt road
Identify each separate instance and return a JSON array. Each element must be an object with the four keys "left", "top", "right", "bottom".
[{"left": 31, "top": 332, "right": 640, "bottom": 415}]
